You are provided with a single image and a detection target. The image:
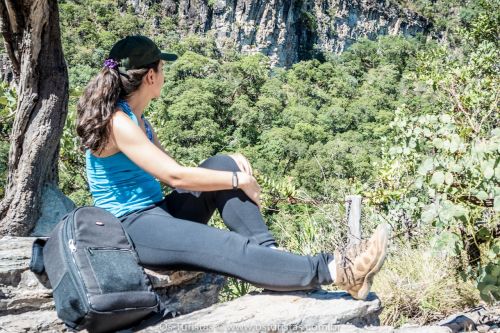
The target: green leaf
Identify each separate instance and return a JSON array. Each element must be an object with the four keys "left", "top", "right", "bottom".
[
  {"left": 432, "top": 138, "right": 443, "bottom": 149},
  {"left": 494, "top": 196, "right": 500, "bottom": 212},
  {"left": 450, "top": 162, "right": 462, "bottom": 173},
  {"left": 445, "top": 172, "right": 454, "bottom": 185},
  {"left": 453, "top": 204, "right": 468, "bottom": 218},
  {"left": 440, "top": 114, "right": 452, "bottom": 123},
  {"left": 477, "top": 227, "right": 492, "bottom": 241},
  {"left": 479, "top": 284, "right": 500, "bottom": 303},
  {"left": 474, "top": 141, "right": 487, "bottom": 153},
  {"left": 484, "top": 166, "right": 494, "bottom": 179},
  {"left": 431, "top": 171, "right": 445, "bottom": 185},
  {"left": 431, "top": 231, "right": 461, "bottom": 257},
  {"left": 421, "top": 205, "right": 437, "bottom": 223},
  {"left": 418, "top": 158, "right": 434, "bottom": 175},
  {"left": 450, "top": 135, "right": 461, "bottom": 153},
  {"left": 491, "top": 265, "right": 500, "bottom": 278},
  {"left": 476, "top": 191, "right": 488, "bottom": 201}
]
